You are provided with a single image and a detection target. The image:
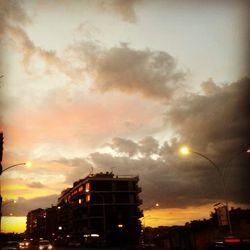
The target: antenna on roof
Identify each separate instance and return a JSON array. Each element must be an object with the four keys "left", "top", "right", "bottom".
[{"left": 89, "top": 166, "right": 94, "bottom": 175}]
